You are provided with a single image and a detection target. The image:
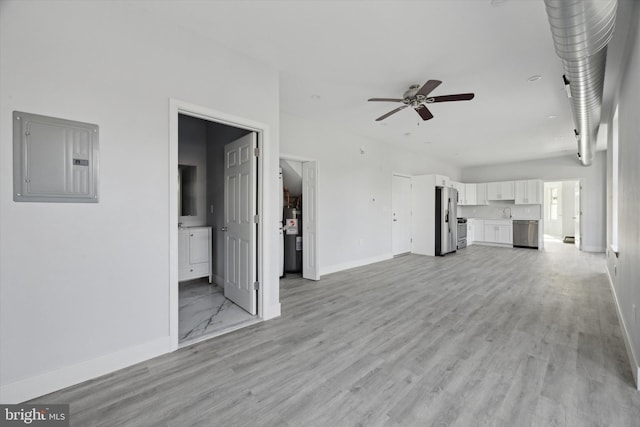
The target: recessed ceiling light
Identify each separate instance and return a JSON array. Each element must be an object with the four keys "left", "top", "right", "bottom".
[
  {"left": 548, "top": 115, "right": 557, "bottom": 119},
  {"left": 311, "top": 94, "right": 321, "bottom": 100},
  {"left": 404, "top": 132, "right": 412, "bottom": 136},
  {"left": 527, "top": 75, "right": 542, "bottom": 82}
]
